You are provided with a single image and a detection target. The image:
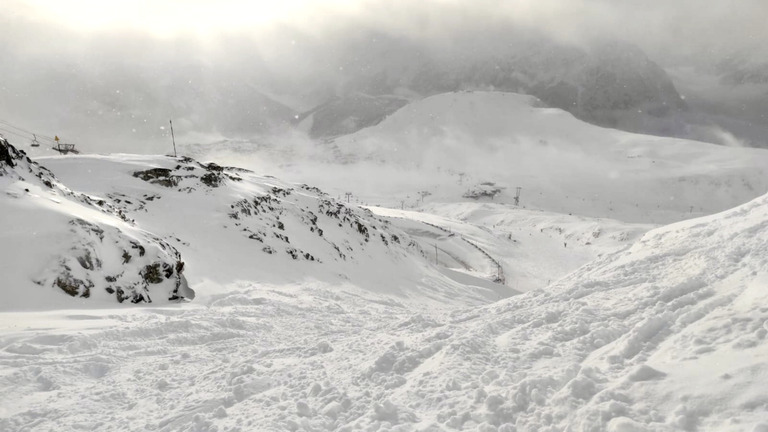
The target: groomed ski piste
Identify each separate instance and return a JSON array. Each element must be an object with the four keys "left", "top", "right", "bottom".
[{"left": 1, "top": 91, "right": 768, "bottom": 431}]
